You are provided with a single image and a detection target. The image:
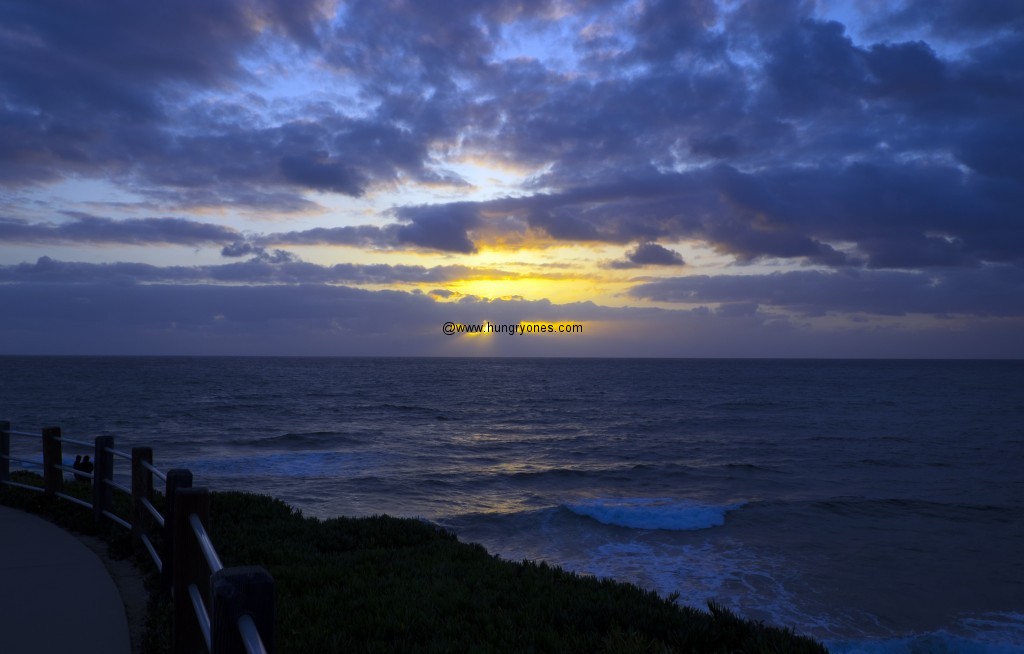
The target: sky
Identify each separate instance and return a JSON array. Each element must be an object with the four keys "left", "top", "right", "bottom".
[{"left": 1, "top": 0, "right": 1022, "bottom": 357}]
